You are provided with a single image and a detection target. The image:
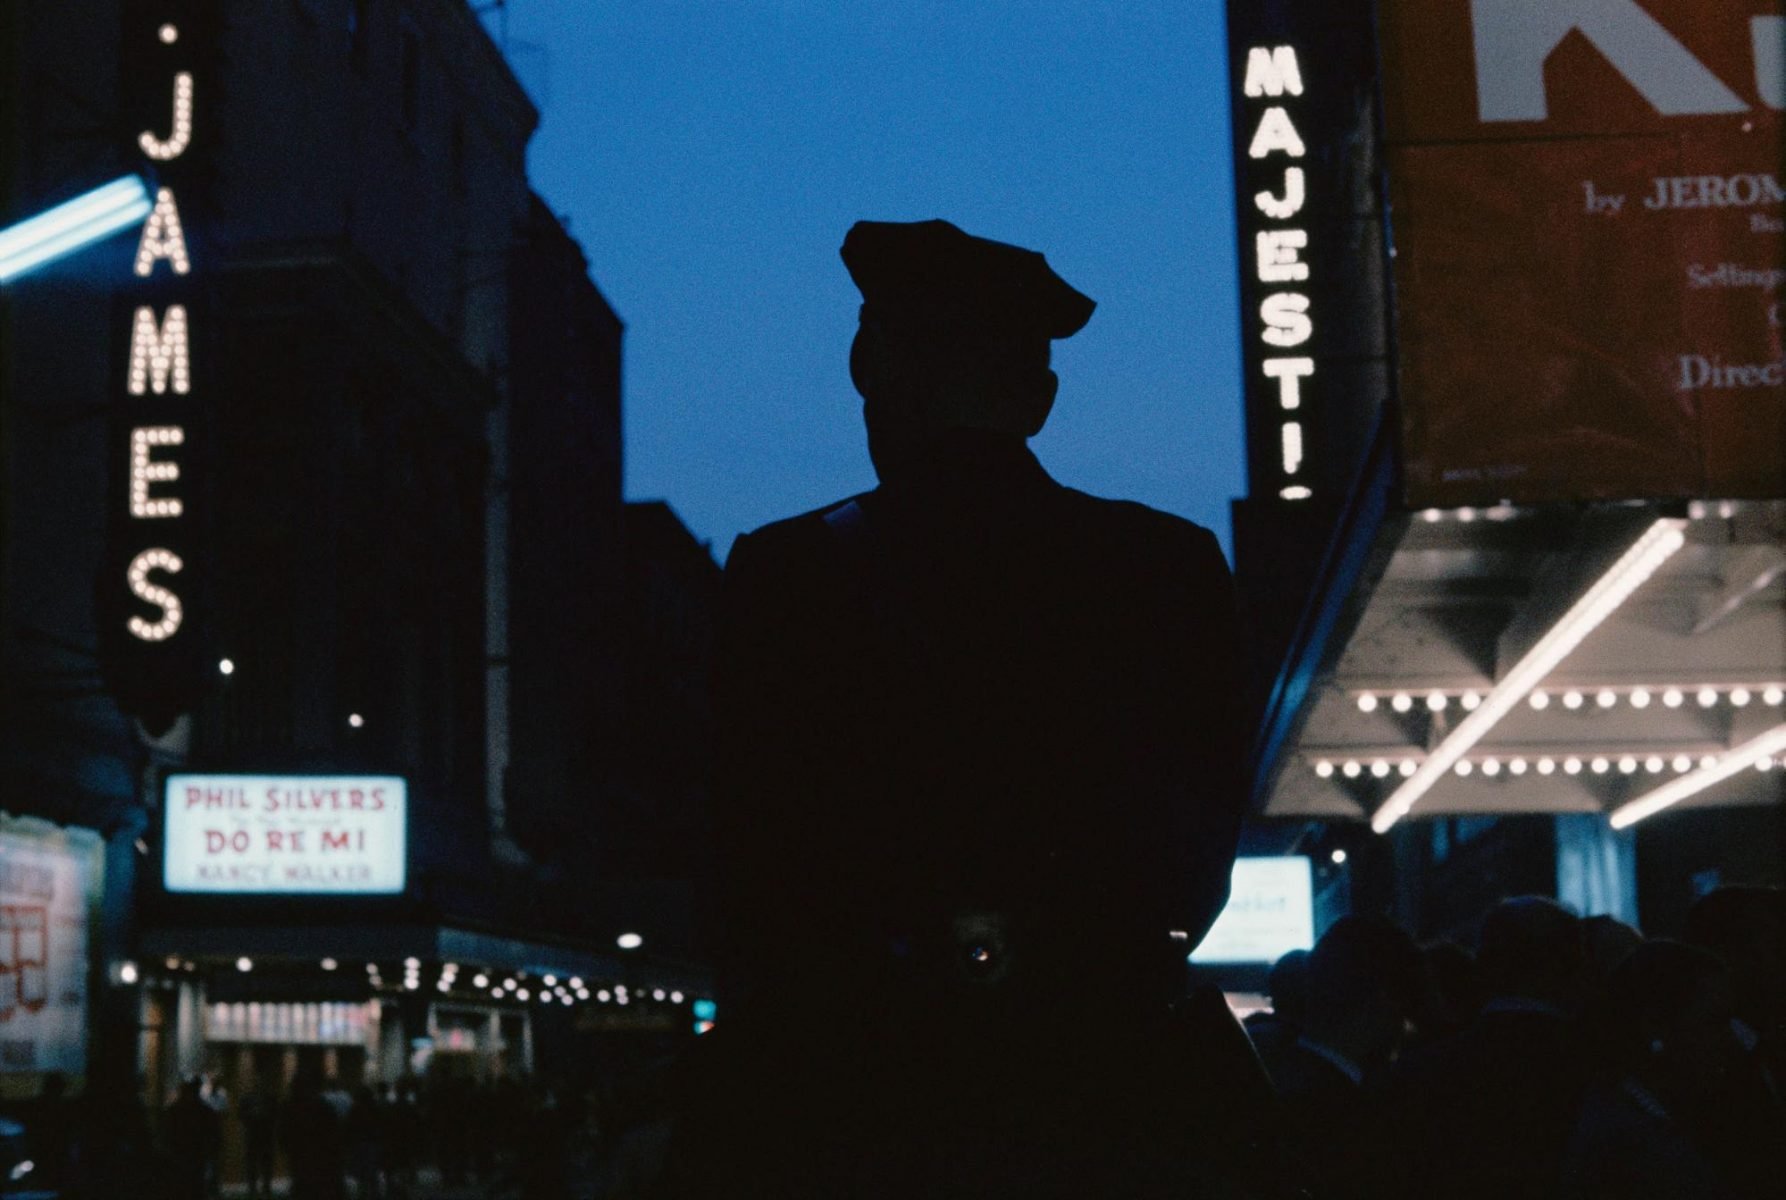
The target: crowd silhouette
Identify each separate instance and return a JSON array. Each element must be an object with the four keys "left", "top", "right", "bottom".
[
  {"left": 1247, "top": 885, "right": 1785, "bottom": 1199},
  {"left": 0, "top": 884, "right": 1779, "bottom": 1198},
  {"left": 2, "top": 1067, "right": 596, "bottom": 1200}
]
